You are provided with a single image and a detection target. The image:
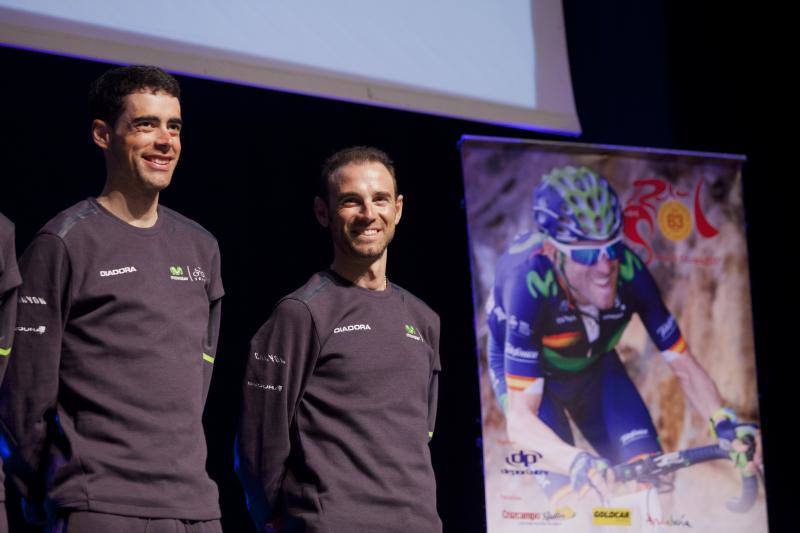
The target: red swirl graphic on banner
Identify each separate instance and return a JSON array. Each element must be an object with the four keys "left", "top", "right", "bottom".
[{"left": 623, "top": 177, "right": 718, "bottom": 264}]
